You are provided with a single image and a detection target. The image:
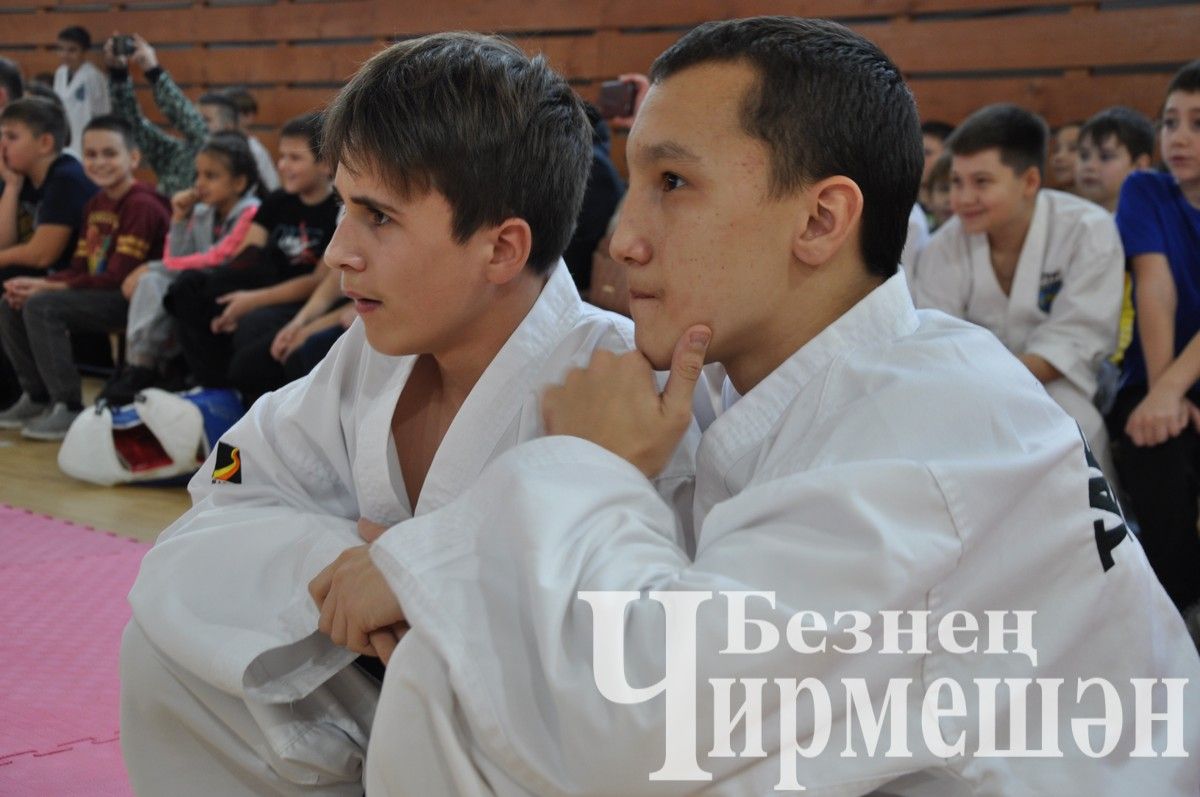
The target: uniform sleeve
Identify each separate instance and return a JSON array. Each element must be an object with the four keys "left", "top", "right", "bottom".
[
  {"left": 163, "top": 204, "right": 258, "bottom": 271},
  {"left": 128, "top": 329, "right": 370, "bottom": 696},
  {"left": 151, "top": 69, "right": 208, "bottom": 150},
  {"left": 54, "top": 195, "right": 169, "bottom": 290},
  {"left": 1115, "top": 172, "right": 1166, "bottom": 259},
  {"left": 108, "top": 70, "right": 181, "bottom": 169},
  {"left": 910, "top": 224, "right": 970, "bottom": 316},
  {"left": 370, "top": 437, "right": 959, "bottom": 794},
  {"left": 1024, "top": 214, "right": 1124, "bottom": 393}
]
